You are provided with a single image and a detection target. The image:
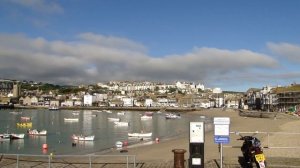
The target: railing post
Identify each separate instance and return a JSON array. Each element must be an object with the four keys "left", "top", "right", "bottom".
[
  {"left": 133, "top": 155, "right": 136, "bottom": 168},
  {"left": 127, "top": 155, "right": 129, "bottom": 168},
  {"left": 16, "top": 154, "right": 19, "bottom": 168},
  {"left": 48, "top": 155, "right": 51, "bottom": 168},
  {"left": 89, "top": 155, "right": 92, "bottom": 168},
  {"left": 268, "top": 132, "right": 270, "bottom": 148}
]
